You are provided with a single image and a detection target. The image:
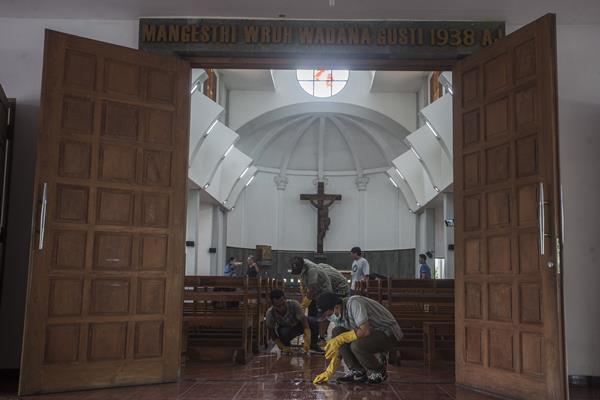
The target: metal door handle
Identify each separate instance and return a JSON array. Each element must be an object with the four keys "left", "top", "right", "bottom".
[
  {"left": 538, "top": 182, "right": 551, "bottom": 255},
  {"left": 38, "top": 182, "right": 48, "bottom": 250}
]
